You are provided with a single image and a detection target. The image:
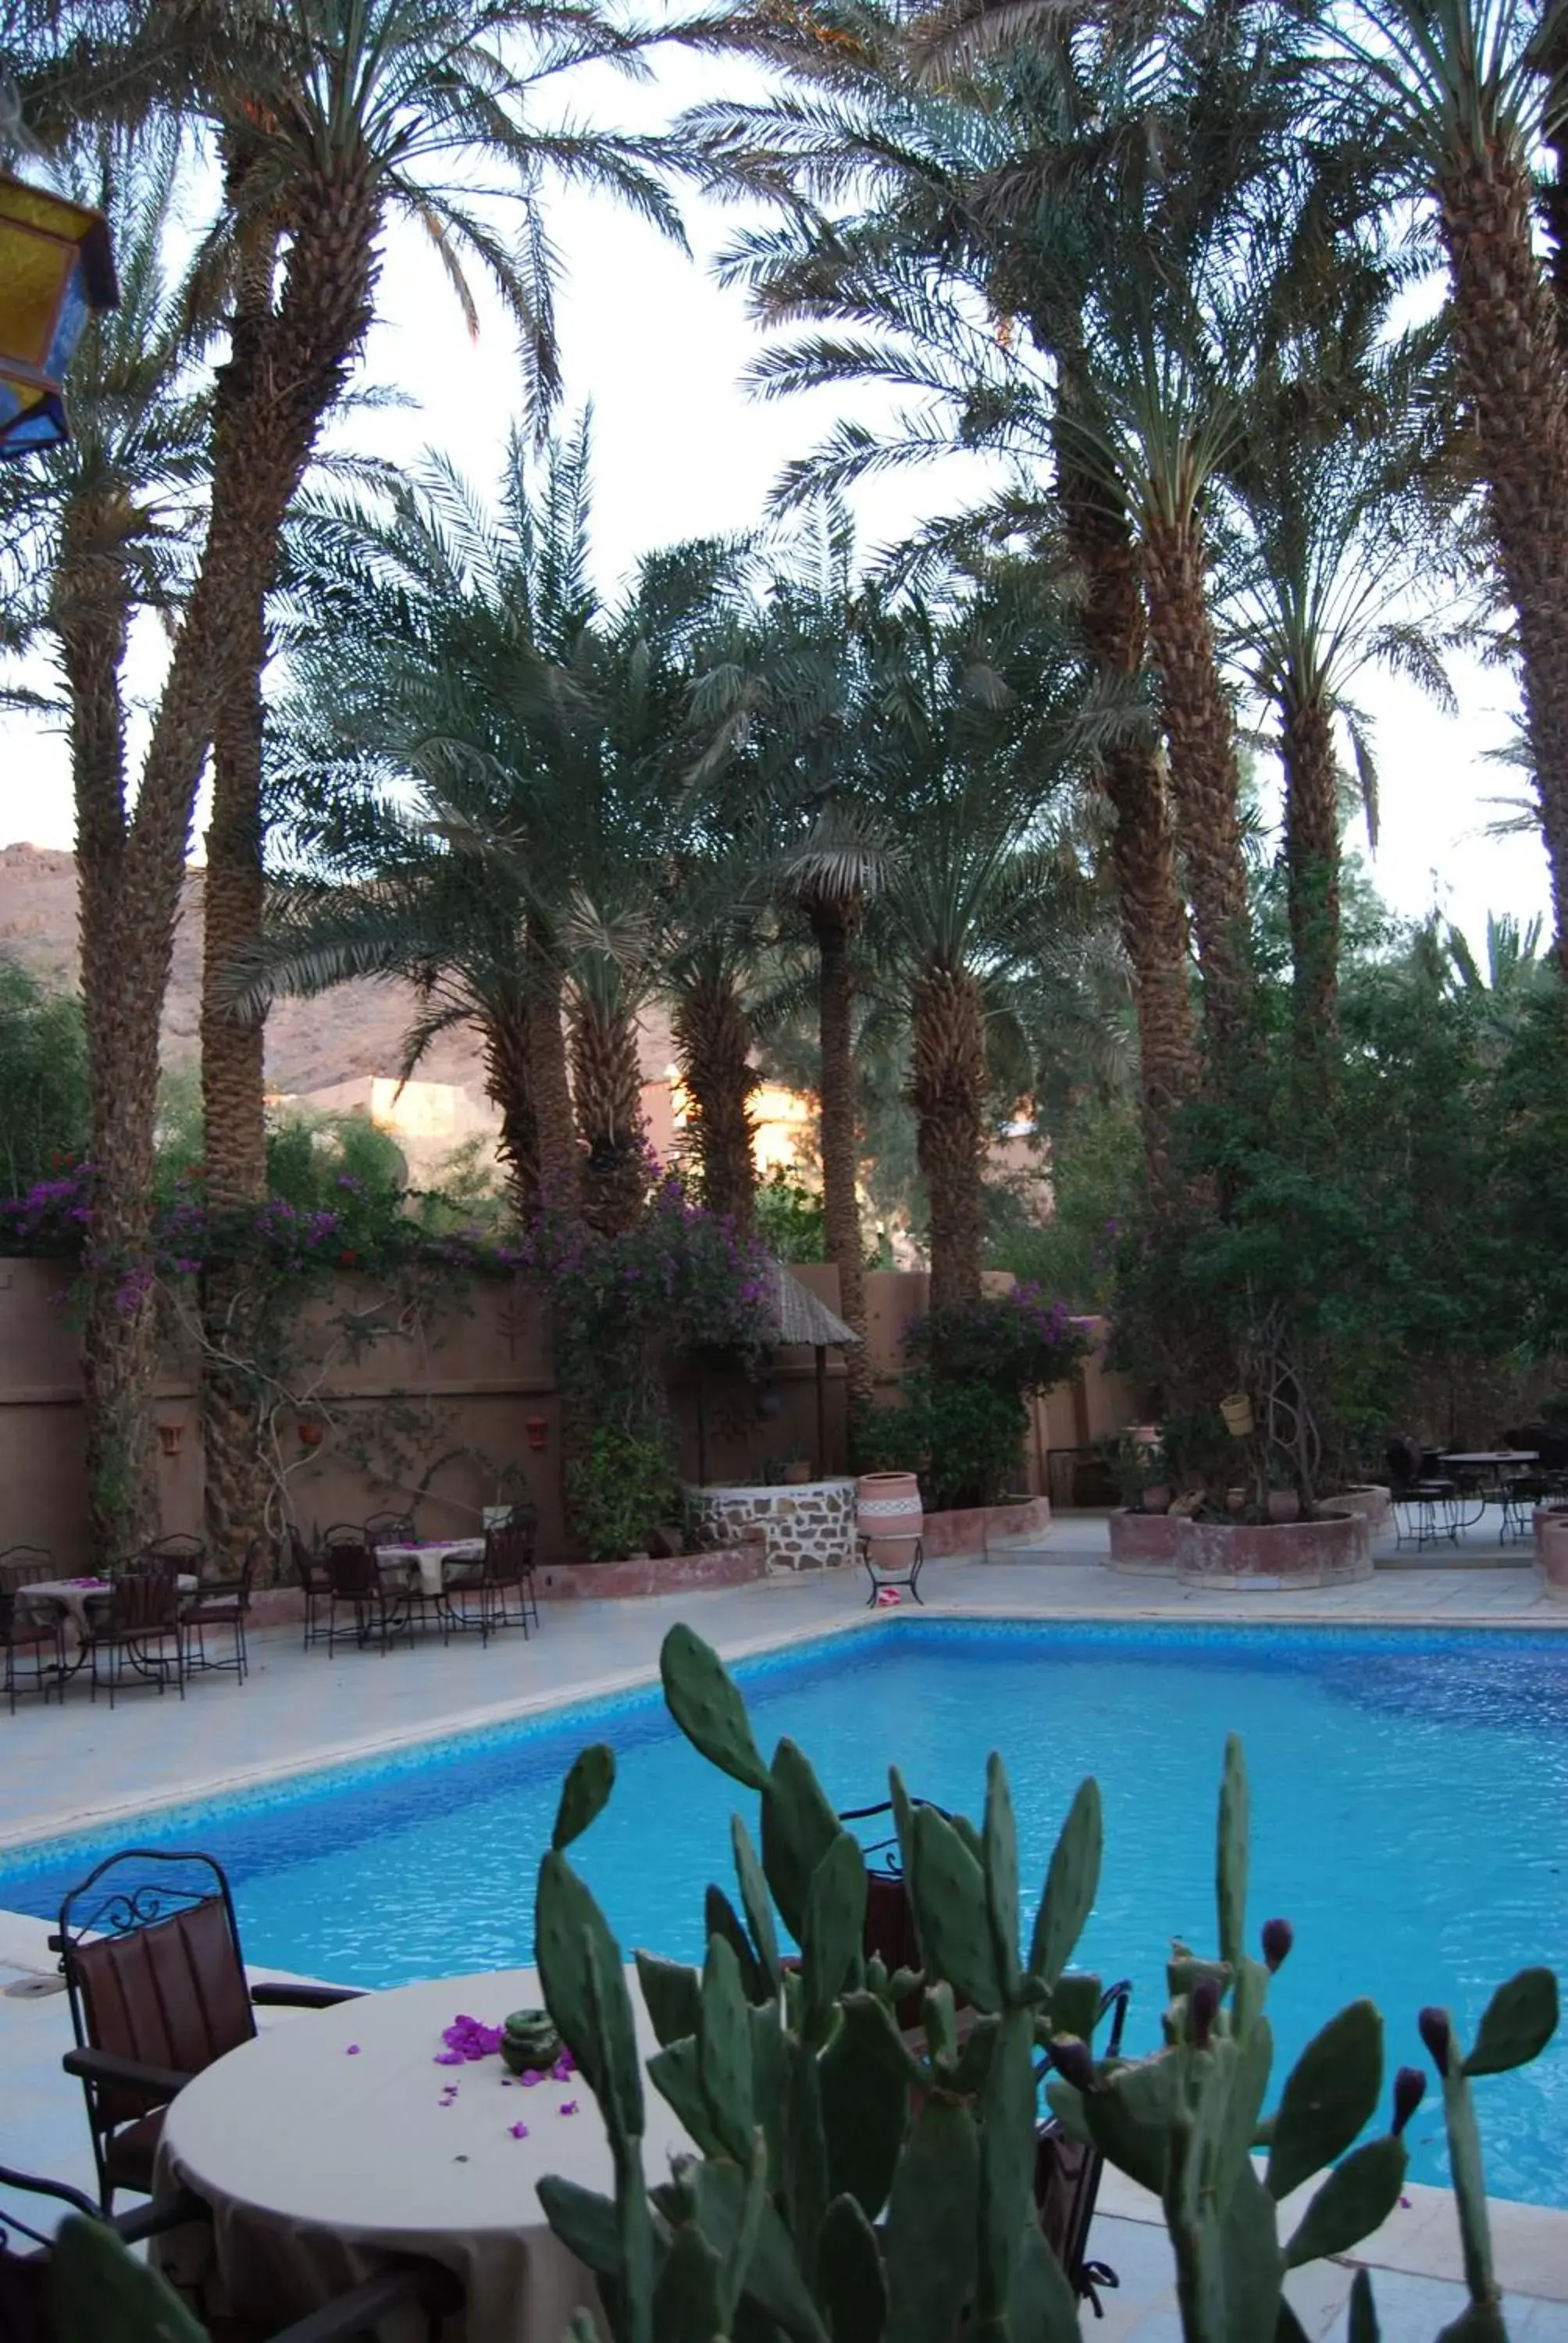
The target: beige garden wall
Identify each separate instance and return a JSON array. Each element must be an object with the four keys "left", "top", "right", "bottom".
[{"left": 0, "top": 1257, "right": 1142, "bottom": 1567}]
